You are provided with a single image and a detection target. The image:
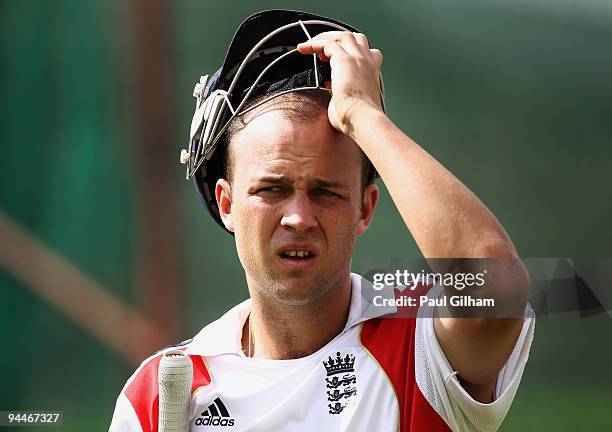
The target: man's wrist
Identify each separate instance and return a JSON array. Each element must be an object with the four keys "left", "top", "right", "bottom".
[{"left": 345, "top": 102, "right": 388, "bottom": 143}]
